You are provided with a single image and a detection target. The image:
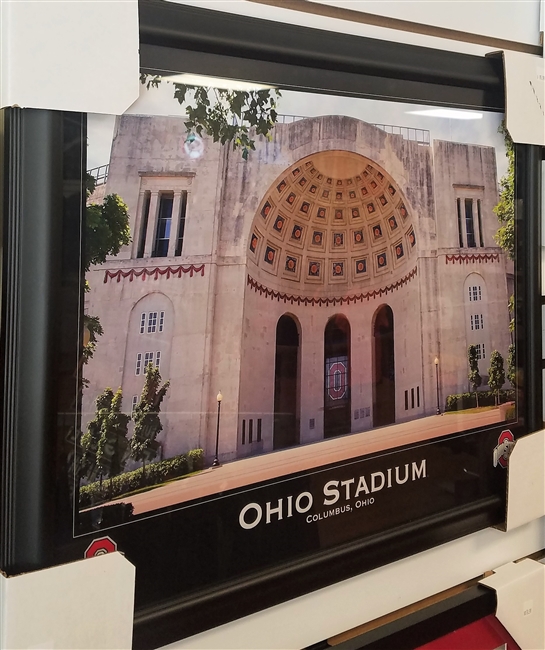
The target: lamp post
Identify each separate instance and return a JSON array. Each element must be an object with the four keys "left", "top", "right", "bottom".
[
  {"left": 434, "top": 357, "right": 441, "bottom": 415},
  {"left": 212, "top": 391, "right": 223, "bottom": 467}
]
